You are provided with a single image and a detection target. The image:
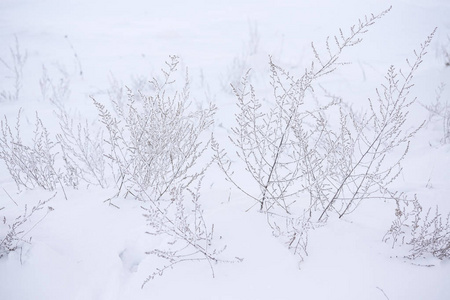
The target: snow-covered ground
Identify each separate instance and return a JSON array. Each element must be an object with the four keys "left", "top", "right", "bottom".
[{"left": 1, "top": 0, "right": 449, "bottom": 299}]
